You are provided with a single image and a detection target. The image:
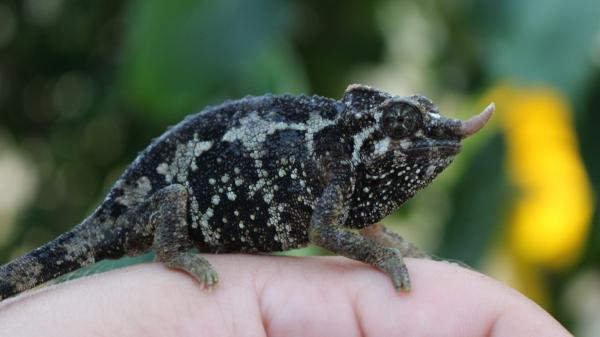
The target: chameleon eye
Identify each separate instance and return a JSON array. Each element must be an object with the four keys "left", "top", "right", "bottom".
[{"left": 382, "top": 102, "right": 421, "bottom": 139}]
